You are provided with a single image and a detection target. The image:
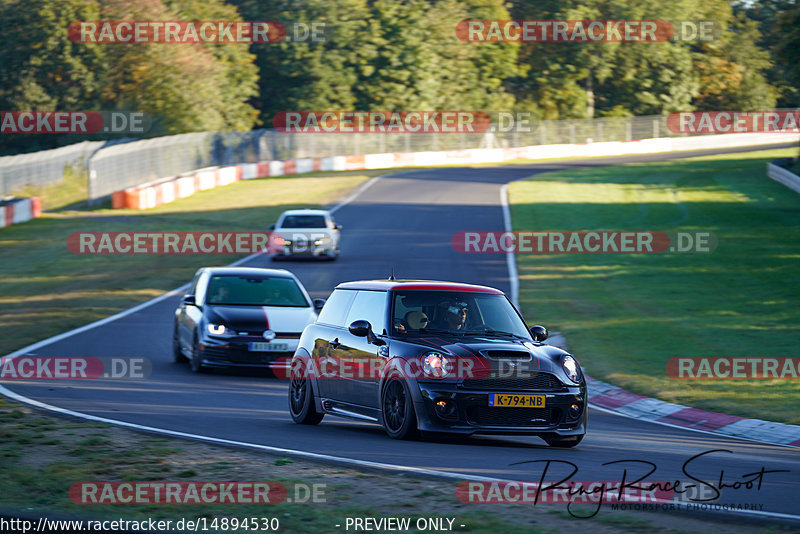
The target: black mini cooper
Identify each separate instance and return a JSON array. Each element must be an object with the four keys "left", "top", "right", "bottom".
[{"left": 287, "top": 280, "right": 587, "bottom": 447}]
